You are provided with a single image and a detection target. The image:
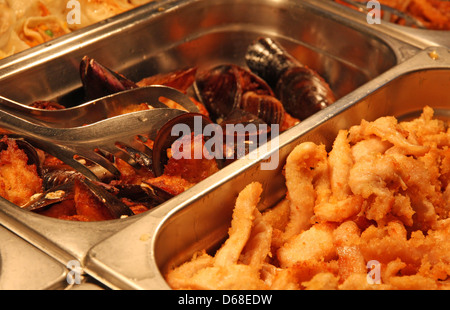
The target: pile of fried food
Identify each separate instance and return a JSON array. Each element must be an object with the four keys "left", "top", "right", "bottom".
[
  {"left": 336, "top": 0, "right": 450, "bottom": 30},
  {"left": 166, "top": 106, "right": 450, "bottom": 289}
]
